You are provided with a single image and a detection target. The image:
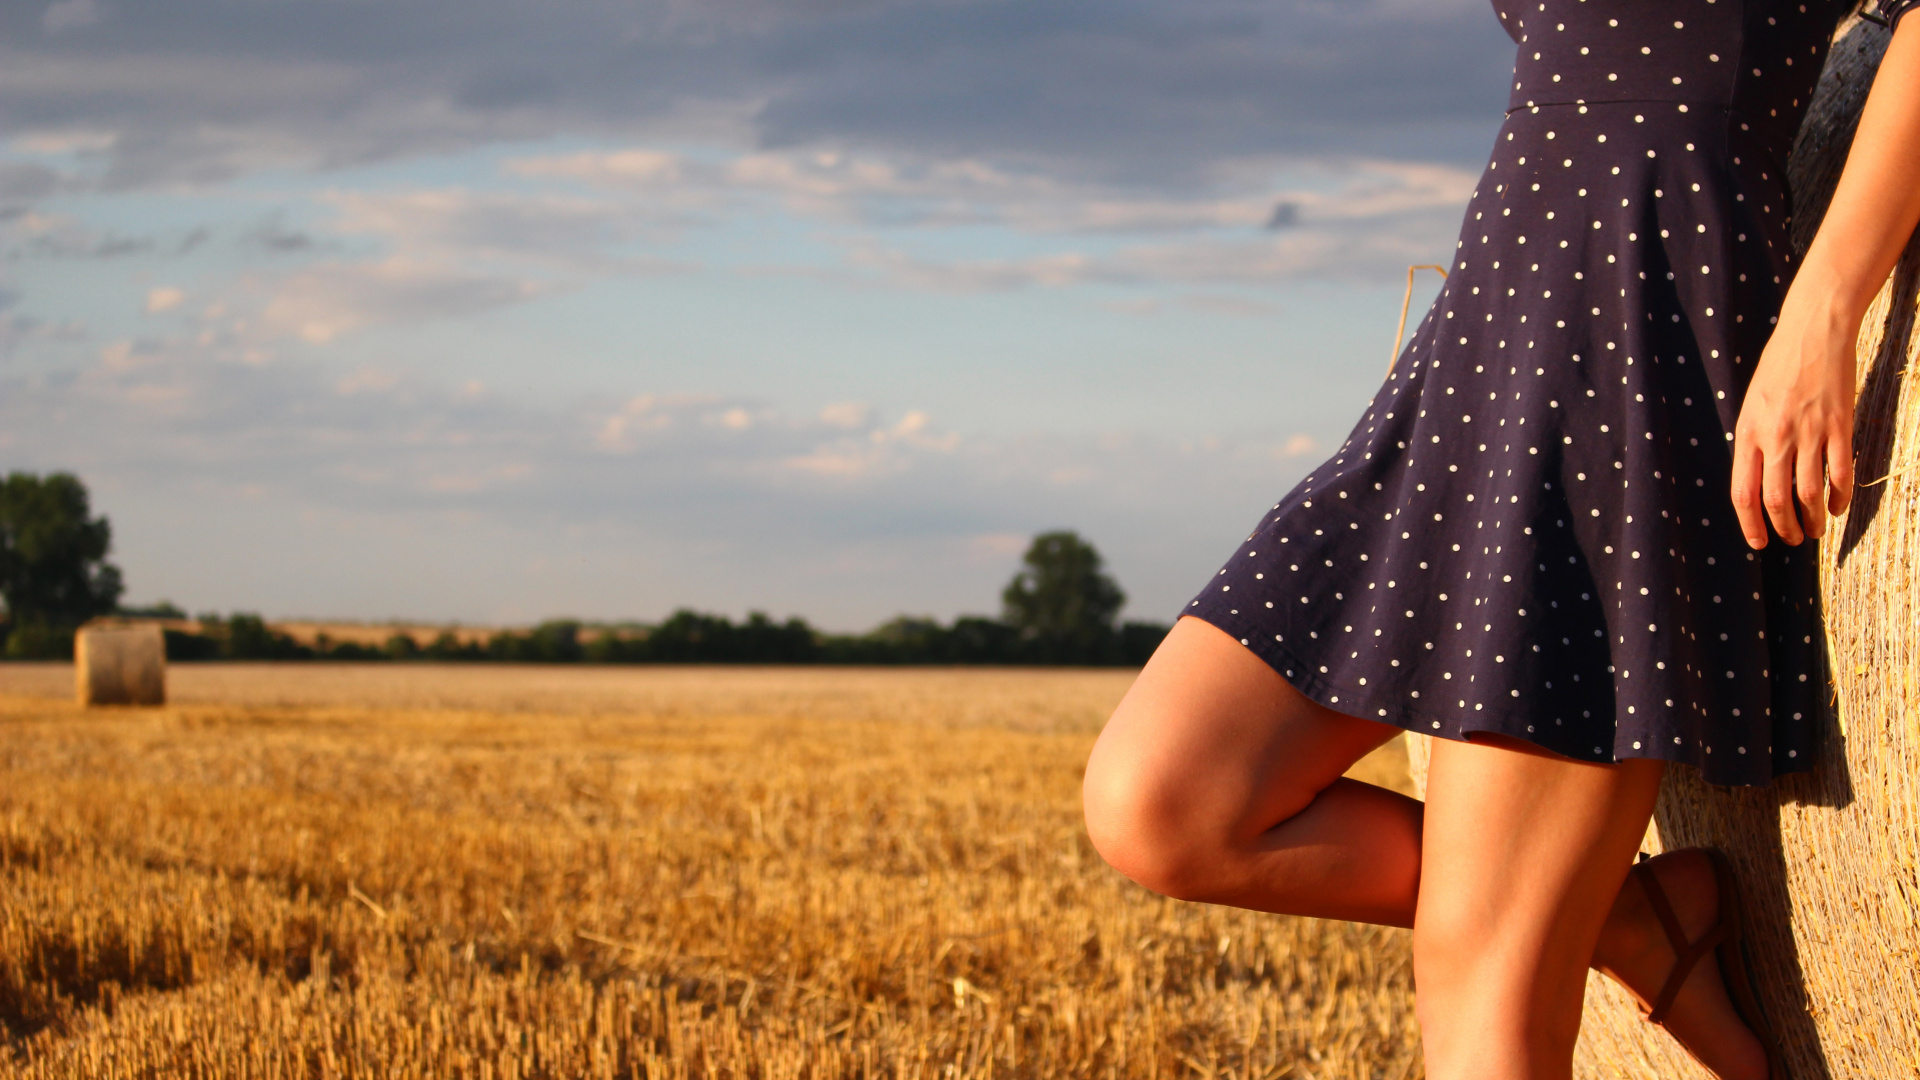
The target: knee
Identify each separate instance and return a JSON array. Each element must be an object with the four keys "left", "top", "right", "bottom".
[
  {"left": 1409, "top": 902, "right": 1481, "bottom": 980},
  {"left": 1081, "top": 744, "right": 1227, "bottom": 902}
]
